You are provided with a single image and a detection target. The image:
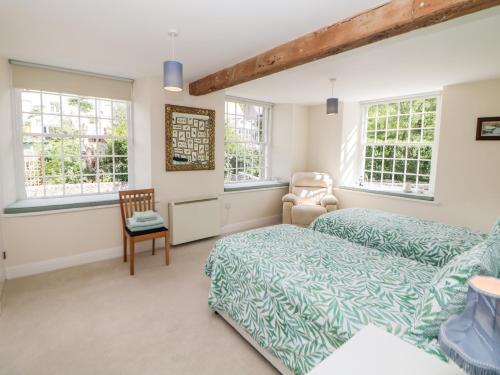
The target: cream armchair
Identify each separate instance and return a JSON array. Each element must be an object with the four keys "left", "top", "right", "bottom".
[{"left": 282, "top": 172, "right": 338, "bottom": 227}]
